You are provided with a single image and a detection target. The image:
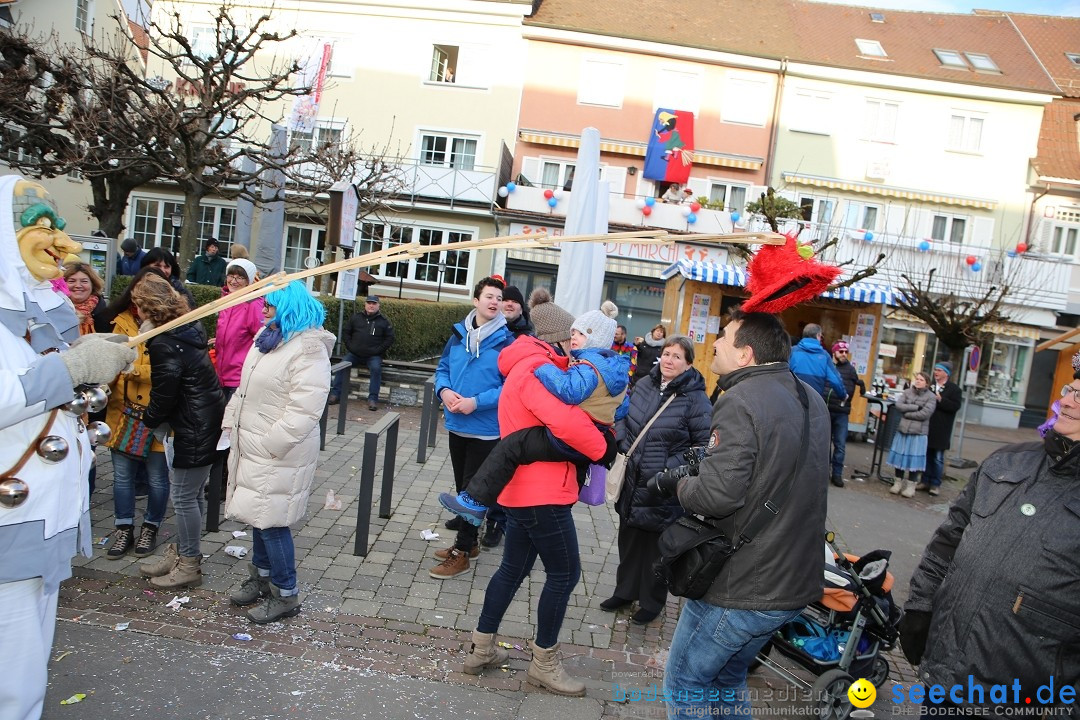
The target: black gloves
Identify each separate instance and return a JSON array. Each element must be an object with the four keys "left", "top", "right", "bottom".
[
  {"left": 647, "top": 463, "right": 697, "bottom": 497},
  {"left": 898, "top": 610, "right": 932, "bottom": 666},
  {"left": 598, "top": 430, "right": 619, "bottom": 468}
]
